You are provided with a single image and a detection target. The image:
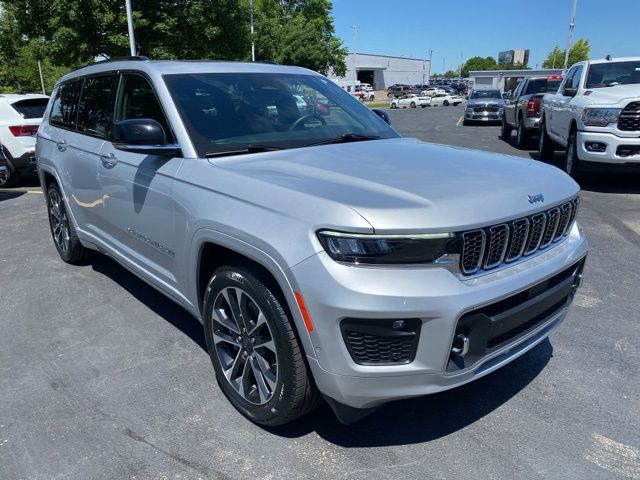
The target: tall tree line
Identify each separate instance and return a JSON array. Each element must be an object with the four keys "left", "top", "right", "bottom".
[{"left": 0, "top": 0, "right": 346, "bottom": 93}]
